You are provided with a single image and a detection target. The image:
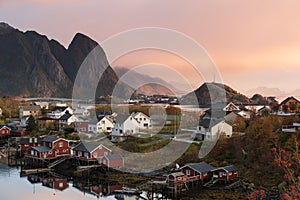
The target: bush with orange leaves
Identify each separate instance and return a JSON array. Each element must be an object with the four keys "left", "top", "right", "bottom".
[
  {"left": 271, "top": 135, "right": 299, "bottom": 200},
  {"left": 249, "top": 135, "right": 299, "bottom": 200}
]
